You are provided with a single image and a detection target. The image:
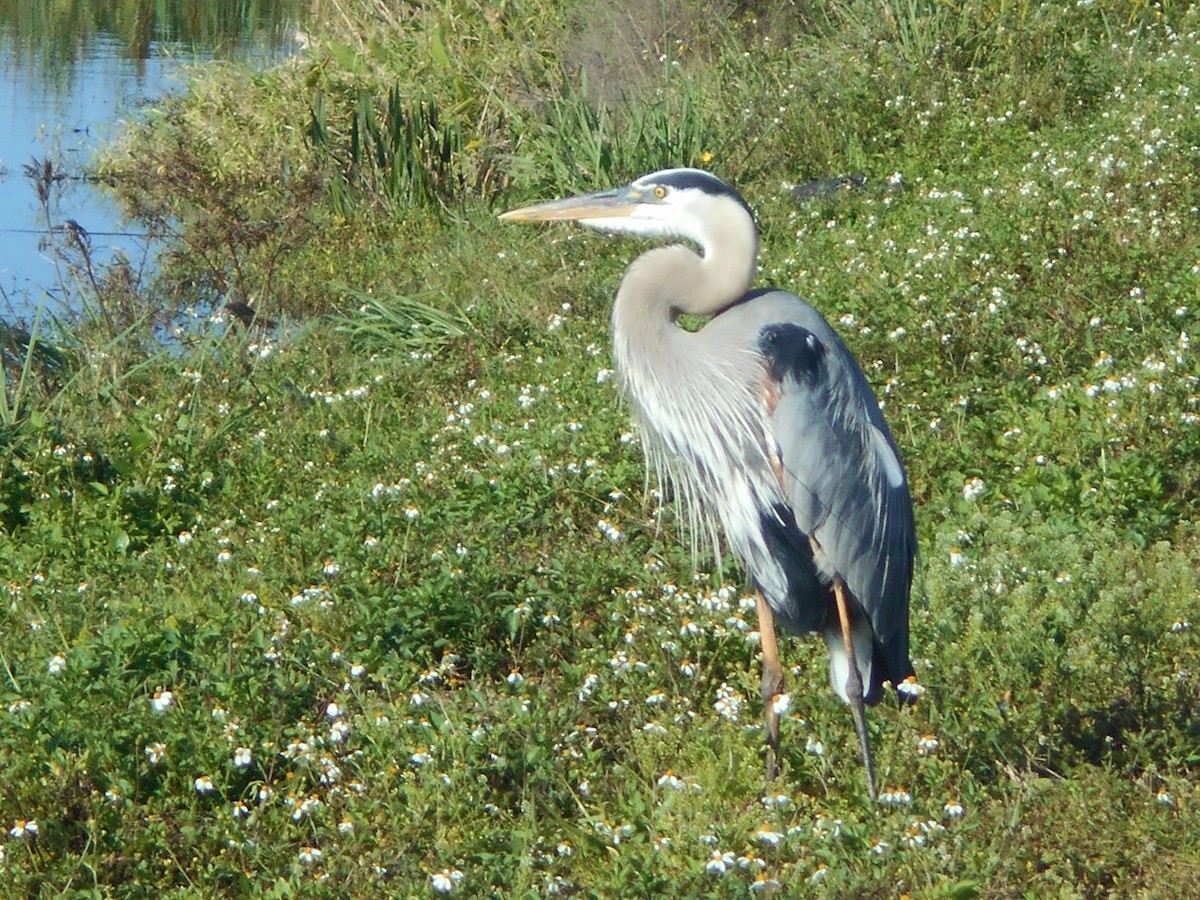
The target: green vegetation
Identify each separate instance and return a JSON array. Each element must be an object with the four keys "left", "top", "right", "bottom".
[{"left": 3, "top": 0, "right": 1200, "bottom": 894}]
